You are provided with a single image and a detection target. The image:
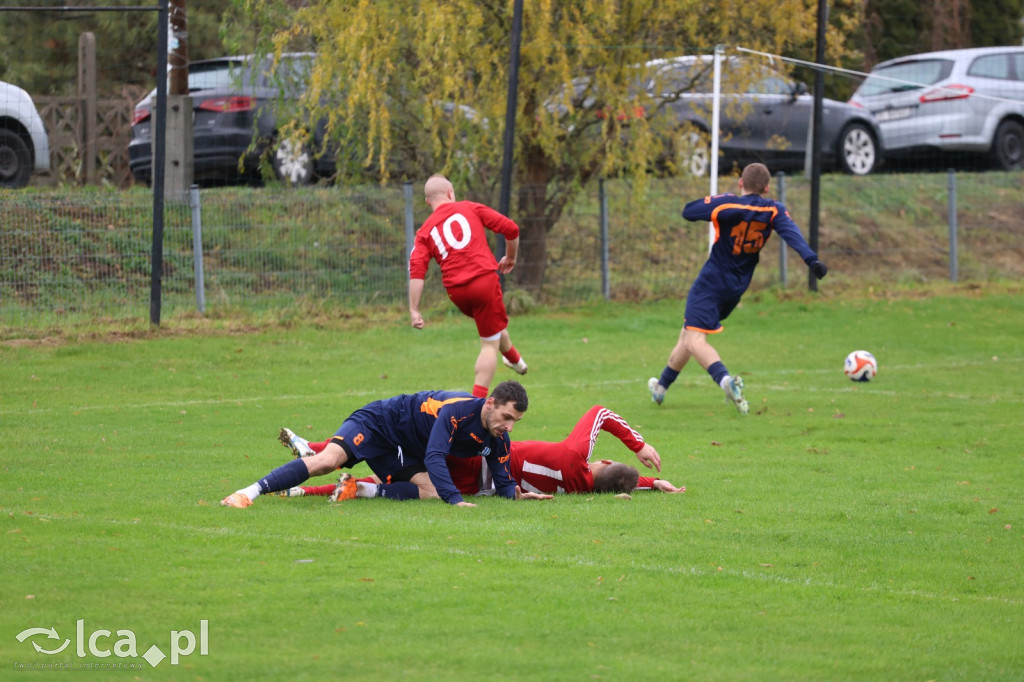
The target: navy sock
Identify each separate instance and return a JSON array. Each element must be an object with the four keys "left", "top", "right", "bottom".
[
  {"left": 707, "top": 361, "right": 730, "bottom": 386},
  {"left": 377, "top": 482, "right": 420, "bottom": 501},
  {"left": 659, "top": 366, "right": 680, "bottom": 388},
  {"left": 257, "top": 459, "right": 310, "bottom": 494}
]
